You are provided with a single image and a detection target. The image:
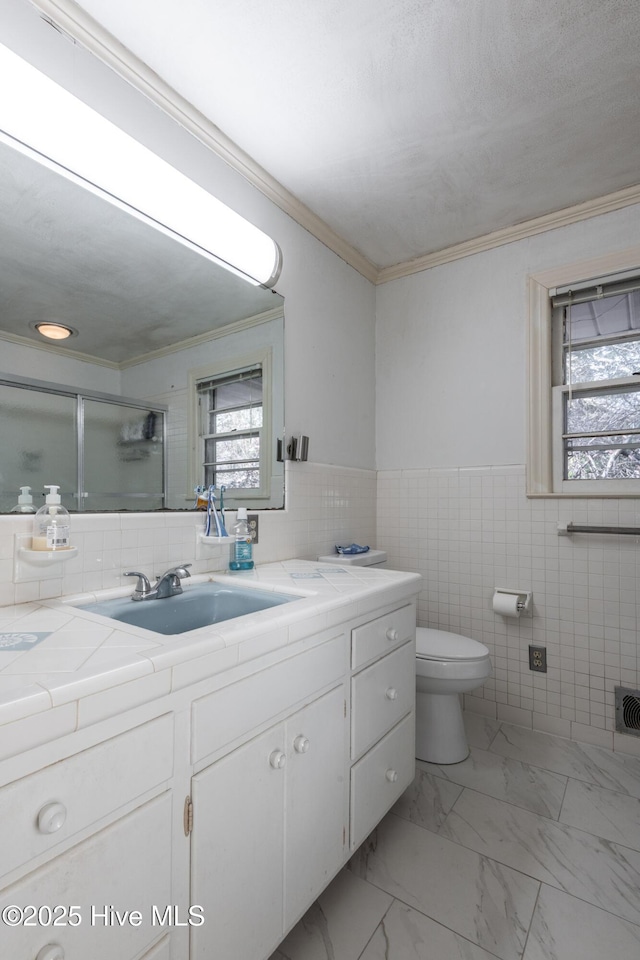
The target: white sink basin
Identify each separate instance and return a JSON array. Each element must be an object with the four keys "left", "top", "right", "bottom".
[{"left": 79, "top": 582, "right": 297, "bottom": 635}]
